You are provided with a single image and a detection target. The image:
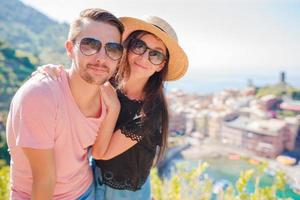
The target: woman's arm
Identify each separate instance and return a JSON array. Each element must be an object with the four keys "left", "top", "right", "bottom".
[
  {"left": 91, "top": 109, "right": 120, "bottom": 160},
  {"left": 92, "top": 129, "right": 139, "bottom": 160},
  {"left": 91, "top": 82, "right": 121, "bottom": 159},
  {"left": 92, "top": 111, "right": 145, "bottom": 160},
  {"left": 92, "top": 85, "right": 147, "bottom": 160}
]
